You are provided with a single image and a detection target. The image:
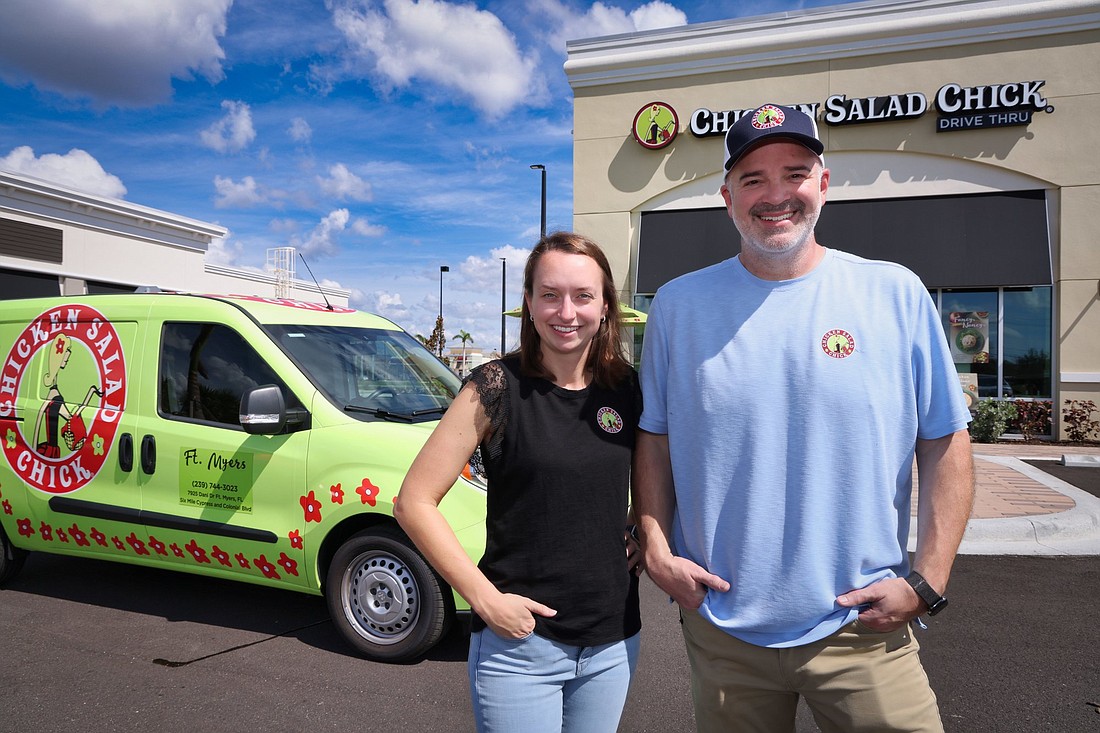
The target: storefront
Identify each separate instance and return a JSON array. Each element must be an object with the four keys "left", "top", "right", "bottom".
[
  {"left": 566, "top": 0, "right": 1100, "bottom": 438},
  {"left": 0, "top": 170, "right": 347, "bottom": 305}
]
